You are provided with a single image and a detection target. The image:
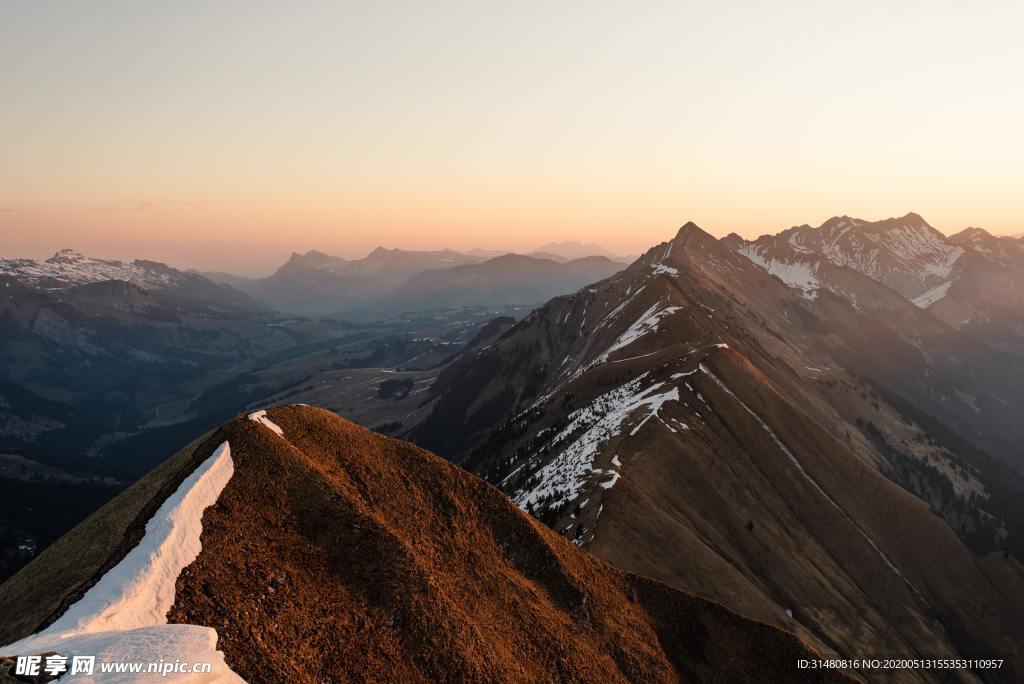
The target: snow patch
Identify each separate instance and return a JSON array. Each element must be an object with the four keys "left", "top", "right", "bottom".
[
  {"left": 0, "top": 250, "right": 185, "bottom": 291},
  {"left": 248, "top": 409, "right": 284, "bottom": 437},
  {"left": 2, "top": 443, "right": 242, "bottom": 682},
  {"left": 597, "top": 303, "right": 681, "bottom": 362},
  {"left": 737, "top": 246, "right": 819, "bottom": 299},
  {"left": 513, "top": 376, "right": 679, "bottom": 508},
  {"left": 911, "top": 280, "right": 953, "bottom": 308}
]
